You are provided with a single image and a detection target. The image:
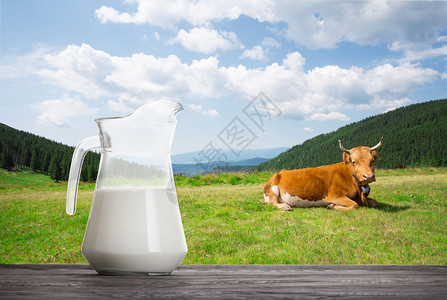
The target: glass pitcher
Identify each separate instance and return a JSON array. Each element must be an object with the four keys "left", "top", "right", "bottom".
[{"left": 66, "top": 99, "right": 187, "bottom": 275}]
